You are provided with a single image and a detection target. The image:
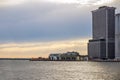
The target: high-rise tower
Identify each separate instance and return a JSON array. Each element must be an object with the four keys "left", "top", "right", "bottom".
[
  {"left": 88, "top": 6, "right": 116, "bottom": 59},
  {"left": 115, "top": 13, "right": 120, "bottom": 60}
]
